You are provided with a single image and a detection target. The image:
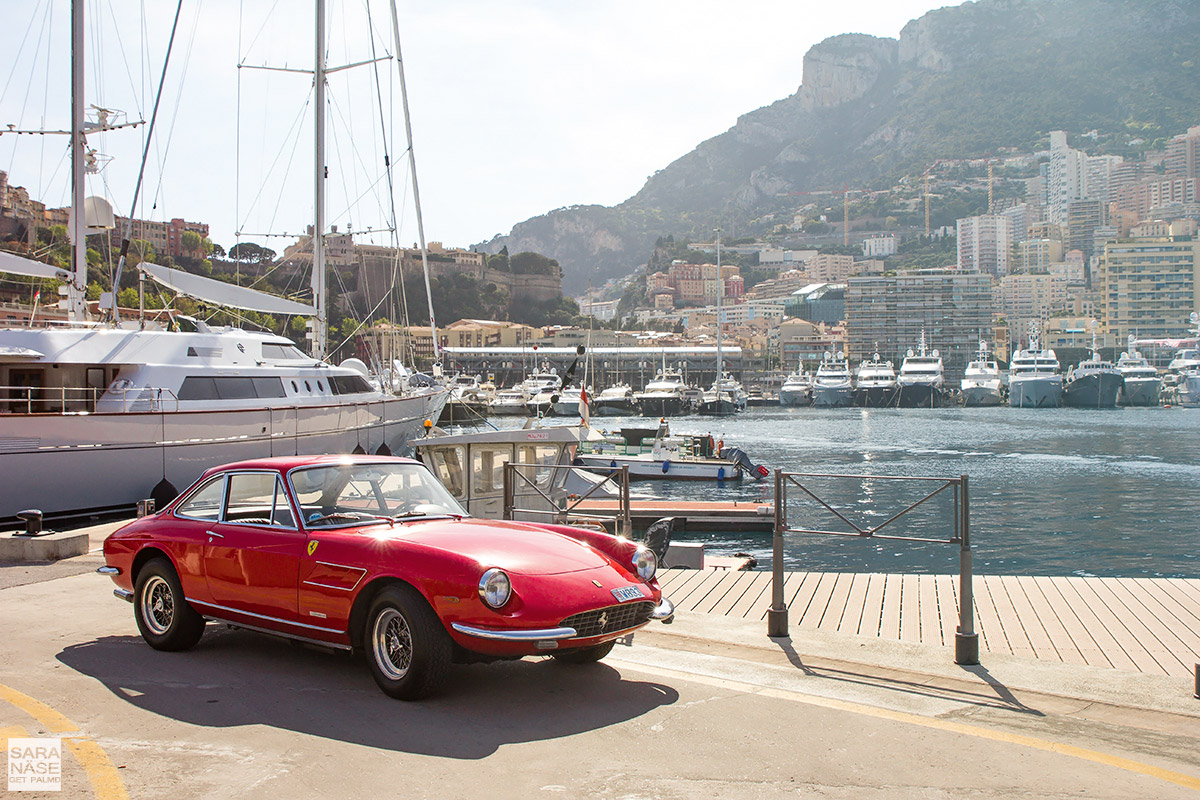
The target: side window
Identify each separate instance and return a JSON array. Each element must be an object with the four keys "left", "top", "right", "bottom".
[
  {"left": 224, "top": 472, "right": 297, "bottom": 528},
  {"left": 471, "top": 445, "right": 511, "bottom": 495},
  {"left": 429, "top": 446, "right": 467, "bottom": 499},
  {"left": 224, "top": 473, "right": 278, "bottom": 524},
  {"left": 175, "top": 476, "right": 226, "bottom": 521},
  {"left": 517, "top": 444, "right": 560, "bottom": 487}
]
